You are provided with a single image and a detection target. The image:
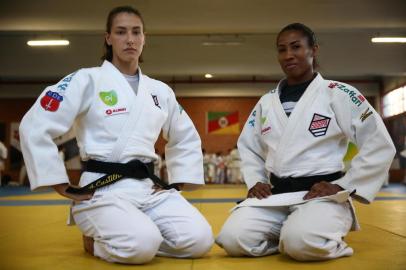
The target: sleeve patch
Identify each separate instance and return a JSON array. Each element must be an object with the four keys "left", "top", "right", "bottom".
[
  {"left": 40, "top": 71, "right": 77, "bottom": 112},
  {"left": 248, "top": 110, "right": 256, "bottom": 127},
  {"left": 360, "top": 107, "right": 373, "bottom": 122},
  {"left": 40, "top": 91, "right": 63, "bottom": 112},
  {"left": 330, "top": 82, "right": 365, "bottom": 107}
]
